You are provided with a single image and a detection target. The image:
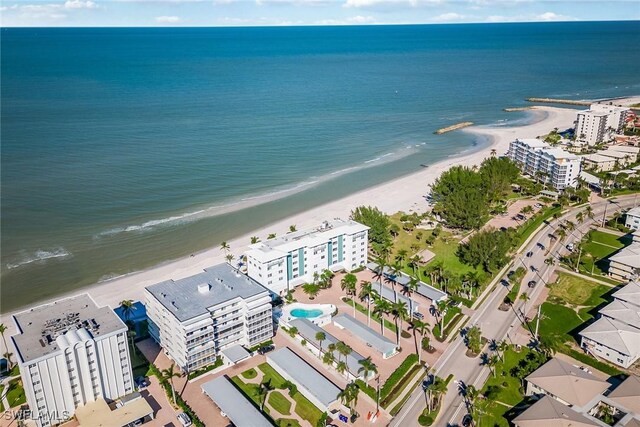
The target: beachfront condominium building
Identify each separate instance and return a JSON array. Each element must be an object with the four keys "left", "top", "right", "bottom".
[
  {"left": 507, "top": 139, "right": 582, "bottom": 190},
  {"left": 575, "top": 104, "right": 630, "bottom": 145},
  {"left": 245, "top": 219, "right": 369, "bottom": 295},
  {"left": 145, "top": 263, "right": 273, "bottom": 372},
  {"left": 10, "top": 294, "right": 133, "bottom": 427}
]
